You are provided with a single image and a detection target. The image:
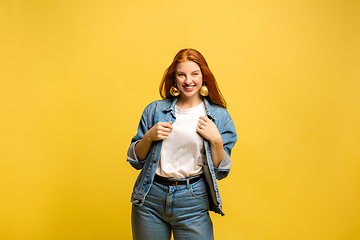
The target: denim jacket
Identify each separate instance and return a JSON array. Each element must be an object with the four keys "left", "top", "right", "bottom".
[{"left": 127, "top": 97, "right": 237, "bottom": 215}]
